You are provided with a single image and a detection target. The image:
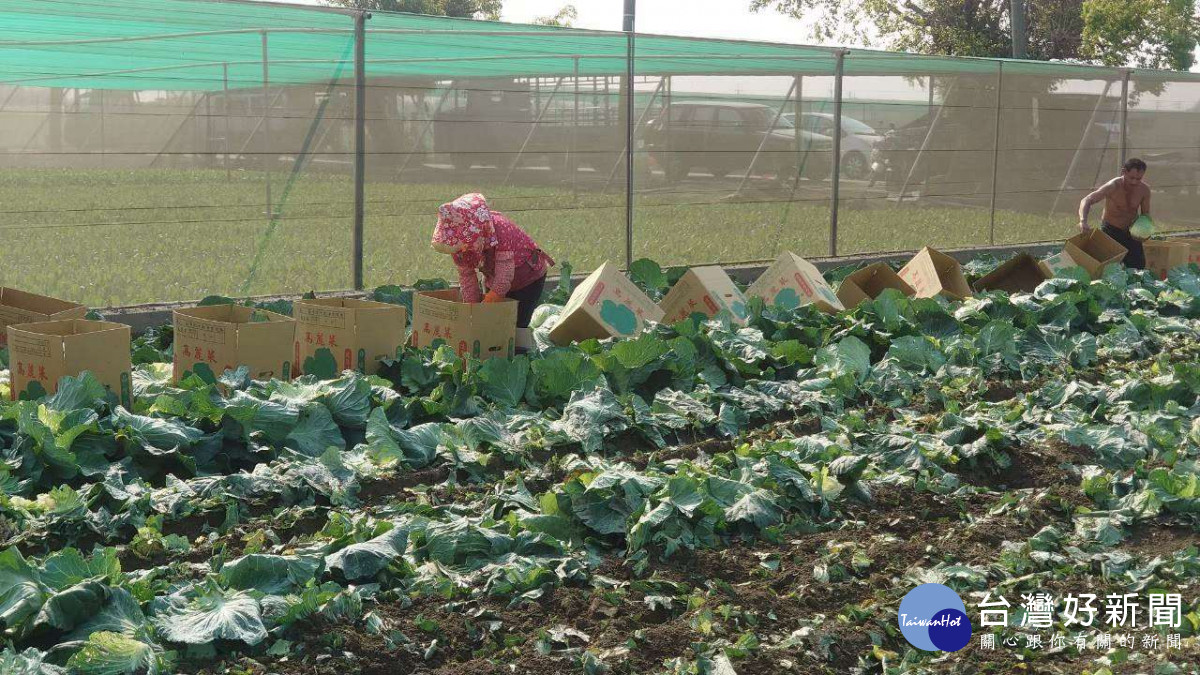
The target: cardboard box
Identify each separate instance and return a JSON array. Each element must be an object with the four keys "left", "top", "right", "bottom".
[
  {"left": 7, "top": 319, "right": 131, "bottom": 406},
  {"left": 549, "top": 262, "right": 665, "bottom": 345},
  {"left": 294, "top": 298, "right": 406, "bottom": 378},
  {"left": 0, "top": 288, "right": 87, "bottom": 348},
  {"left": 746, "top": 252, "right": 843, "bottom": 314},
  {"left": 659, "top": 266, "right": 749, "bottom": 324},
  {"left": 412, "top": 289, "right": 517, "bottom": 360},
  {"left": 898, "top": 247, "right": 972, "bottom": 300},
  {"left": 973, "top": 254, "right": 1052, "bottom": 294},
  {"left": 1040, "top": 250, "right": 1081, "bottom": 278},
  {"left": 173, "top": 305, "right": 295, "bottom": 383},
  {"left": 836, "top": 263, "right": 916, "bottom": 310},
  {"left": 1143, "top": 240, "right": 1191, "bottom": 280},
  {"left": 1065, "top": 229, "right": 1127, "bottom": 280}
]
